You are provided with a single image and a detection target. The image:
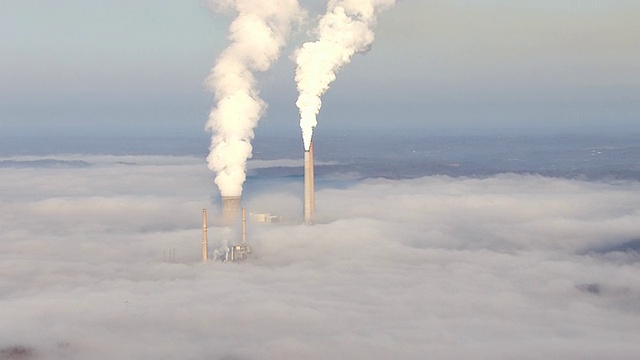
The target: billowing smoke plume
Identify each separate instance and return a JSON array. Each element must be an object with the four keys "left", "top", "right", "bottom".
[
  {"left": 205, "top": 0, "right": 304, "bottom": 196},
  {"left": 294, "top": 0, "right": 396, "bottom": 151}
]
